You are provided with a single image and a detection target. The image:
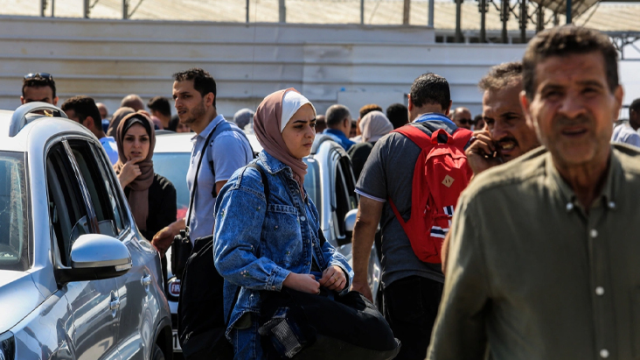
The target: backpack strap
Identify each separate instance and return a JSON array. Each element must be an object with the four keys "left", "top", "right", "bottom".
[
  {"left": 207, "top": 121, "right": 256, "bottom": 198},
  {"left": 392, "top": 124, "right": 435, "bottom": 150},
  {"left": 246, "top": 163, "right": 270, "bottom": 203},
  {"left": 450, "top": 128, "right": 474, "bottom": 150},
  {"left": 185, "top": 121, "right": 222, "bottom": 228}
]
